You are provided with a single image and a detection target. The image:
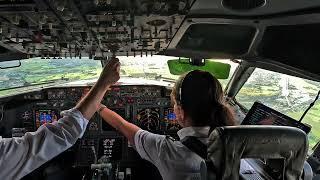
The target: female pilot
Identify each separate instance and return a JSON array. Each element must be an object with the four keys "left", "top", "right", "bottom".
[{"left": 98, "top": 70, "right": 236, "bottom": 180}]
